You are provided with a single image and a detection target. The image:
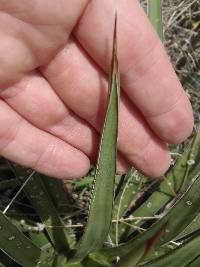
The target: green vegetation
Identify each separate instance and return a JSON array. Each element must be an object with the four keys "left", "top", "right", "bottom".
[
  {"left": 148, "top": 0, "right": 163, "bottom": 40},
  {"left": 0, "top": 1, "right": 199, "bottom": 266}
]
